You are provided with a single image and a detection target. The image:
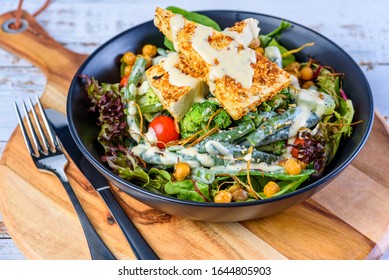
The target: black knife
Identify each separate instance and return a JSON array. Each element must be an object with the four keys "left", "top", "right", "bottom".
[{"left": 45, "top": 109, "right": 159, "bottom": 260}]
